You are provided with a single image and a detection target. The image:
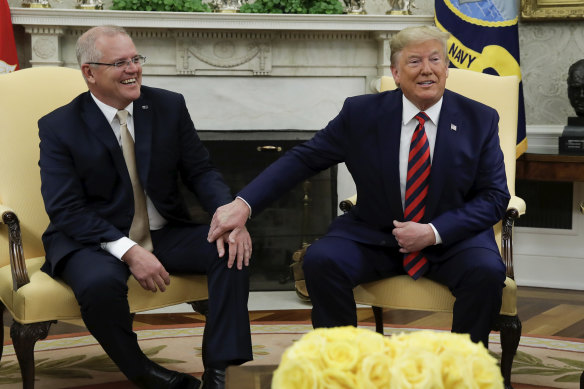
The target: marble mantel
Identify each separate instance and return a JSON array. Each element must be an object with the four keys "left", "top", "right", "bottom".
[{"left": 10, "top": 9, "right": 433, "bottom": 78}]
